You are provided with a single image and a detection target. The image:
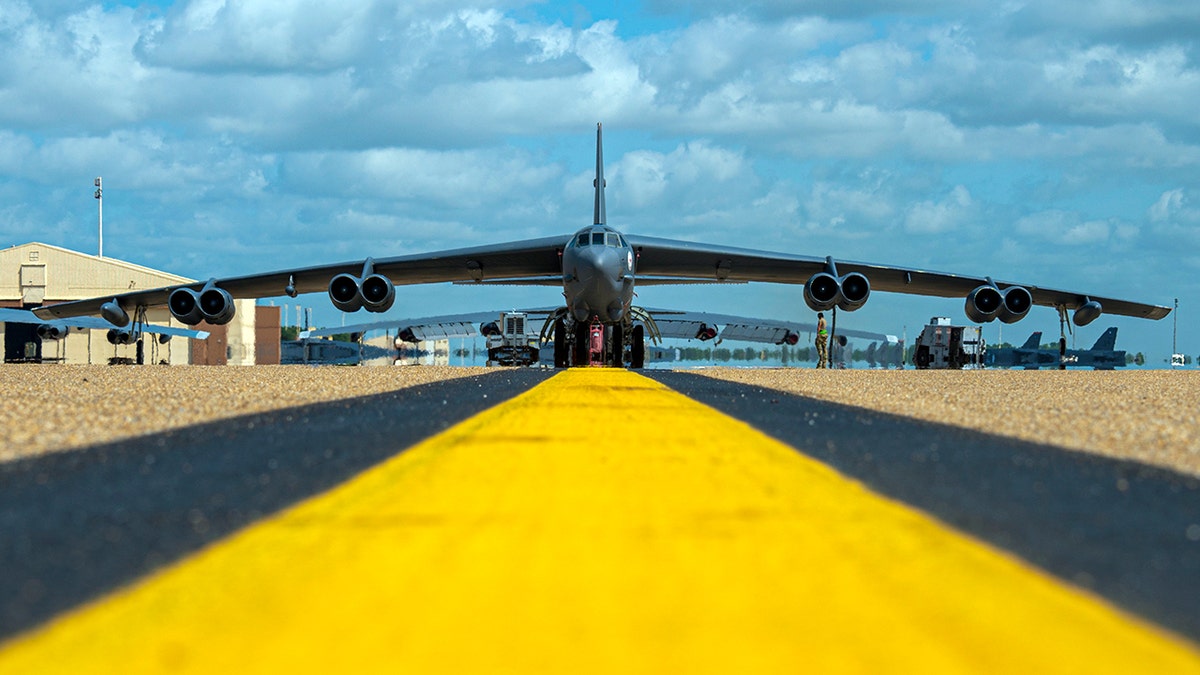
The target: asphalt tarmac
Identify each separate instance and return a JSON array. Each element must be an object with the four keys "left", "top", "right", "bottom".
[
  {"left": 0, "top": 369, "right": 553, "bottom": 639},
  {"left": 1, "top": 367, "right": 1197, "bottom": 655},
  {"left": 648, "top": 371, "right": 1200, "bottom": 642}
]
